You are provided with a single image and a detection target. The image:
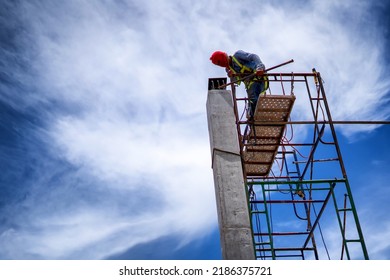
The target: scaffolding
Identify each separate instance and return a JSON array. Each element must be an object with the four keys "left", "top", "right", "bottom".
[{"left": 214, "top": 70, "right": 370, "bottom": 260}]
